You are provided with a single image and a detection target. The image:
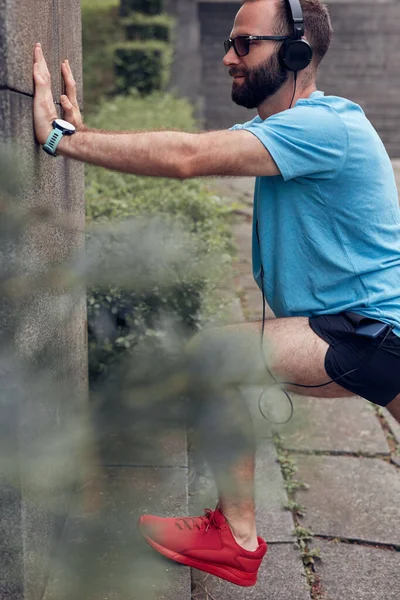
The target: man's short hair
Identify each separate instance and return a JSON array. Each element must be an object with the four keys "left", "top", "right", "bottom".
[{"left": 243, "top": 0, "right": 333, "bottom": 68}]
